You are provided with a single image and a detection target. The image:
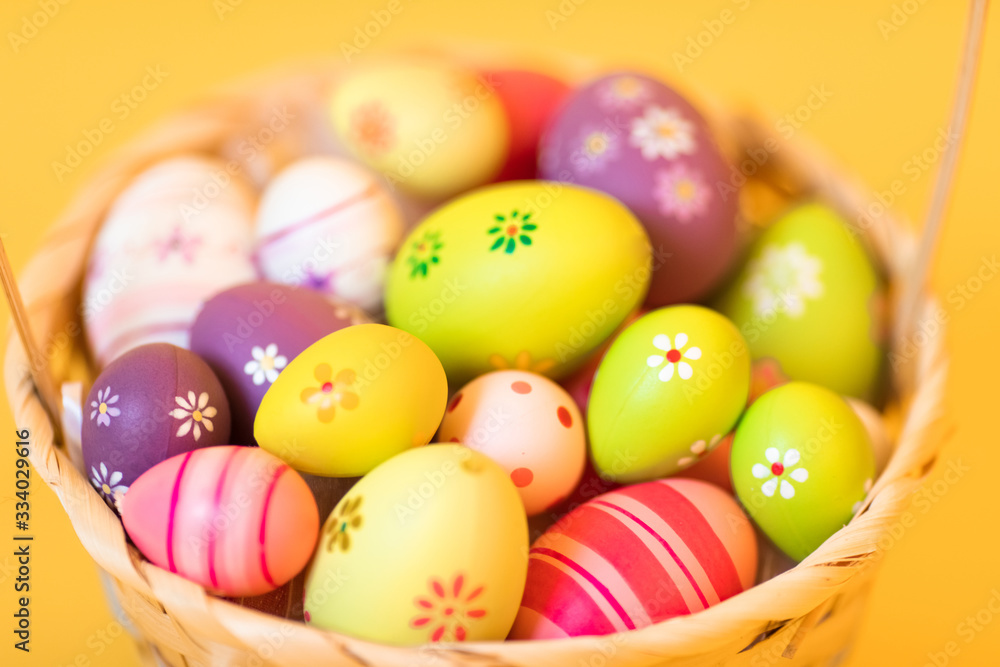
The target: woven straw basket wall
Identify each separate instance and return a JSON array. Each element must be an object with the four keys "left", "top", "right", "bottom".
[{"left": 2, "top": 42, "right": 960, "bottom": 667}]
